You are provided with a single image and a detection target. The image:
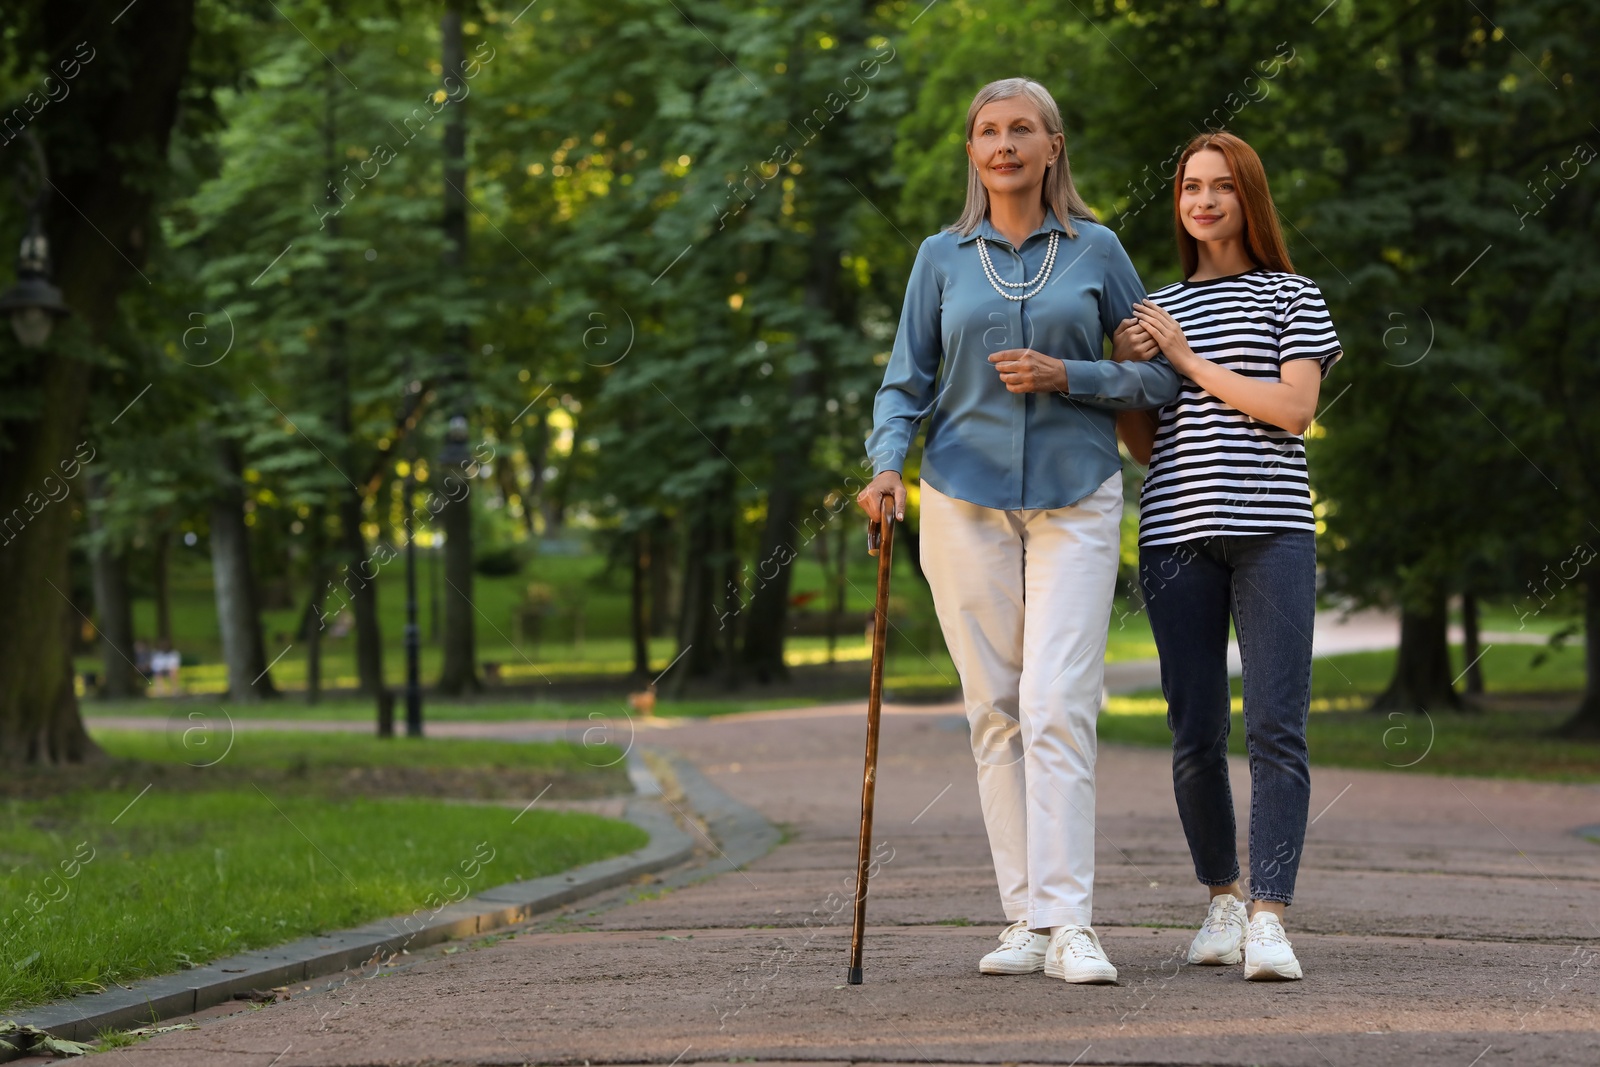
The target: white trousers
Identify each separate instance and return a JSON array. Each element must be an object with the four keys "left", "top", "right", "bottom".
[{"left": 919, "top": 475, "right": 1122, "bottom": 930}]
